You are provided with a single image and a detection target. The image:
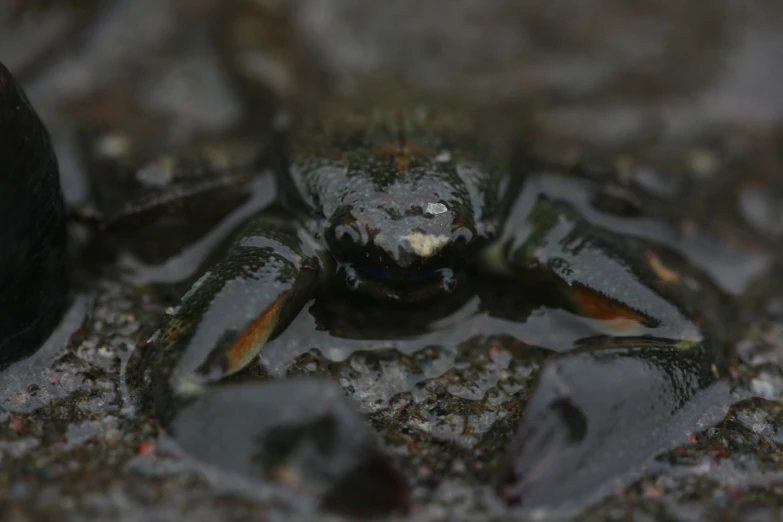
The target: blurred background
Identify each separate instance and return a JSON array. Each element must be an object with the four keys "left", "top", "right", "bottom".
[{"left": 4, "top": 0, "right": 783, "bottom": 236}]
